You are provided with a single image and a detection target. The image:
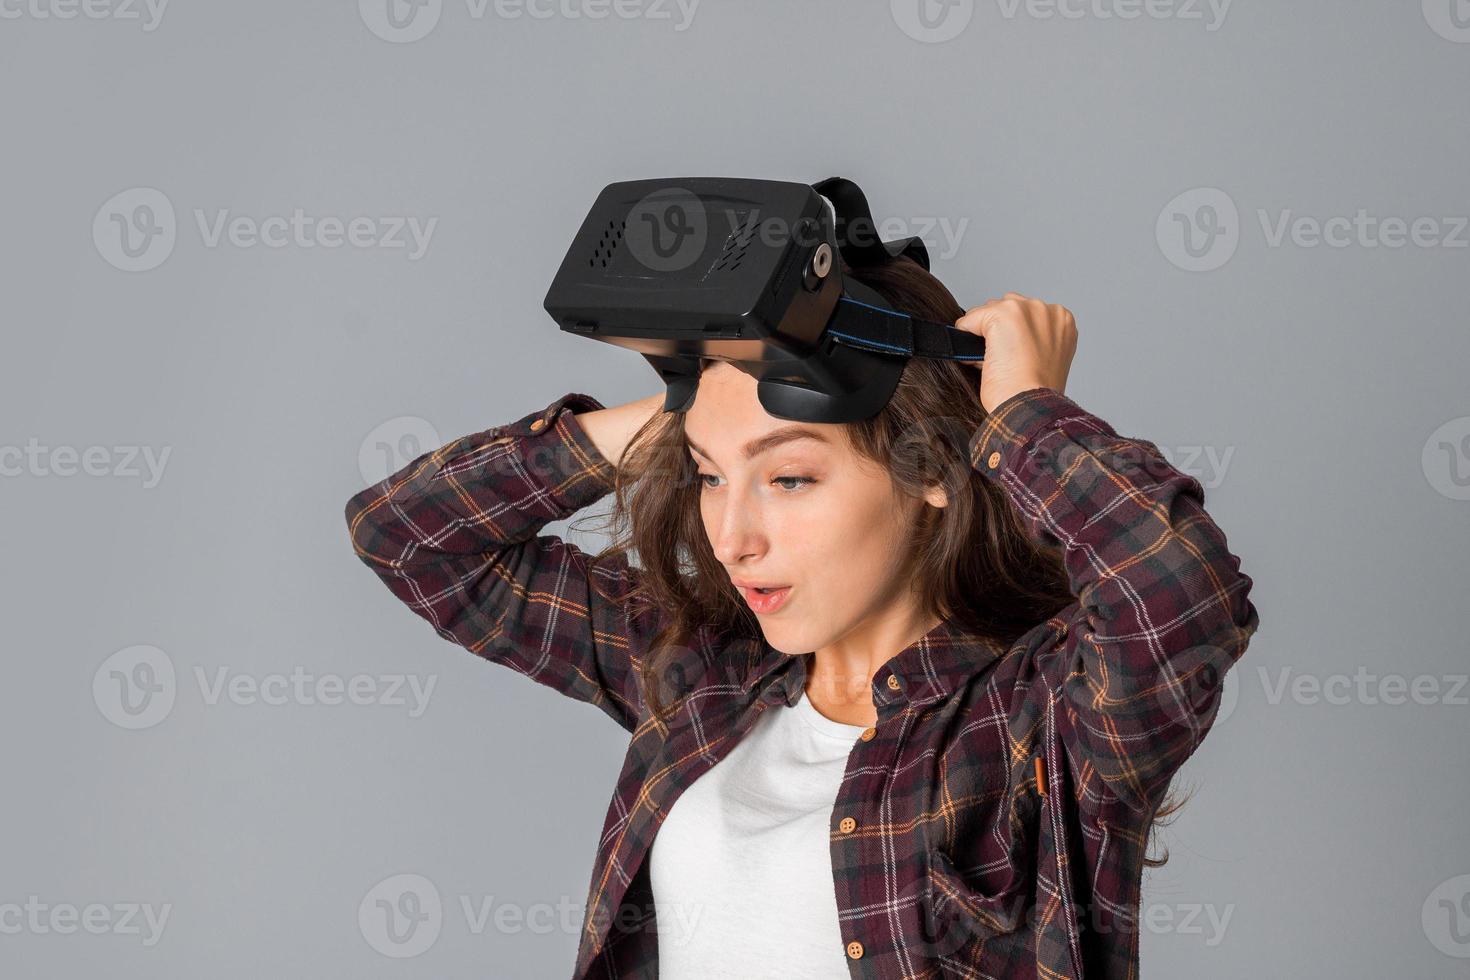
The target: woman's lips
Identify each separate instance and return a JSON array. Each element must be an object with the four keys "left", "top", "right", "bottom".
[{"left": 740, "top": 585, "right": 792, "bottom": 614}]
